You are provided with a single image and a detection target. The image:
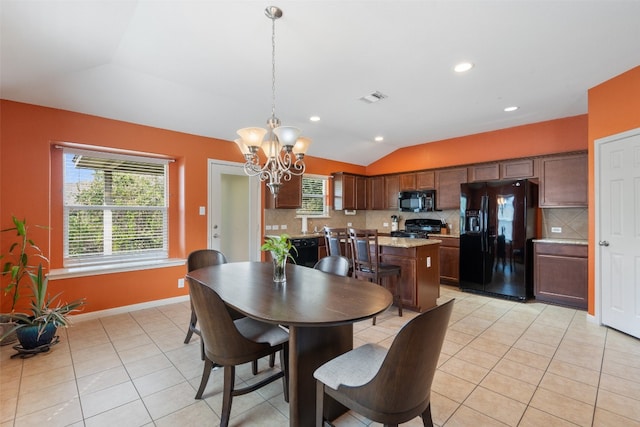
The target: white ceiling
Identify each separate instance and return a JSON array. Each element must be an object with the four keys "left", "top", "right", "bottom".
[{"left": 2, "top": 1, "right": 639, "bottom": 166}]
